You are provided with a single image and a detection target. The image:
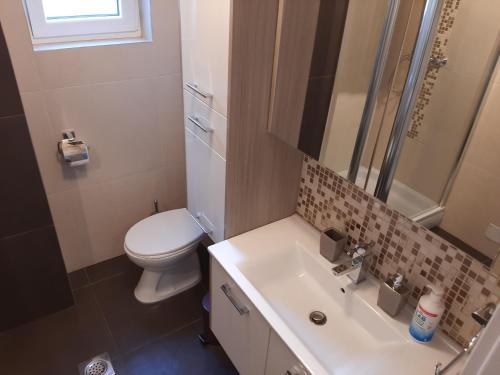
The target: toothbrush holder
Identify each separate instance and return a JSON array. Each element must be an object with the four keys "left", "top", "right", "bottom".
[
  {"left": 320, "top": 228, "right": 347, "bottom": 263},
  {"left": 377, "top": 273, "right": 409, "bottom": 317}
]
